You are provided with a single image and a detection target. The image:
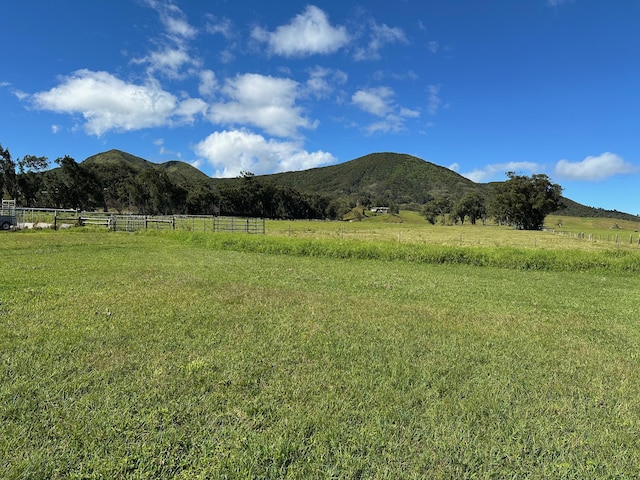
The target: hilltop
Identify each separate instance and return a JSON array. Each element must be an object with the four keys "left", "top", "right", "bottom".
[
  {"left": 83, "top": 149, "right": 211, "bottom": 186},
  {"left": 240, "top": 152, "right": 477, "bottom": 204}
]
